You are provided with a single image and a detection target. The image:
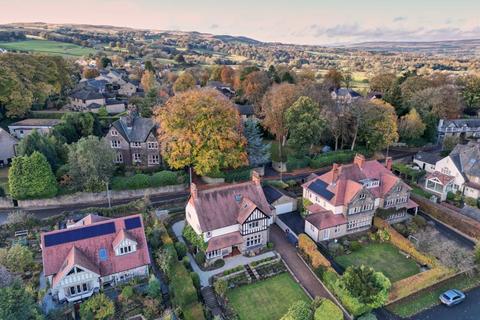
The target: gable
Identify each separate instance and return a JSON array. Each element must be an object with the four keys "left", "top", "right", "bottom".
[{"left": 244, "top": 208, "right": 268, "bottom": 223}]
